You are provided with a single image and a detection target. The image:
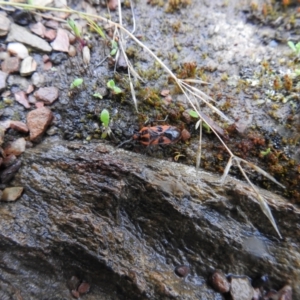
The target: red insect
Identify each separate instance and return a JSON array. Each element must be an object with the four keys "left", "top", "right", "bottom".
[{"left": 133, "top": 125, "right": 181, "bottom": 146}]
